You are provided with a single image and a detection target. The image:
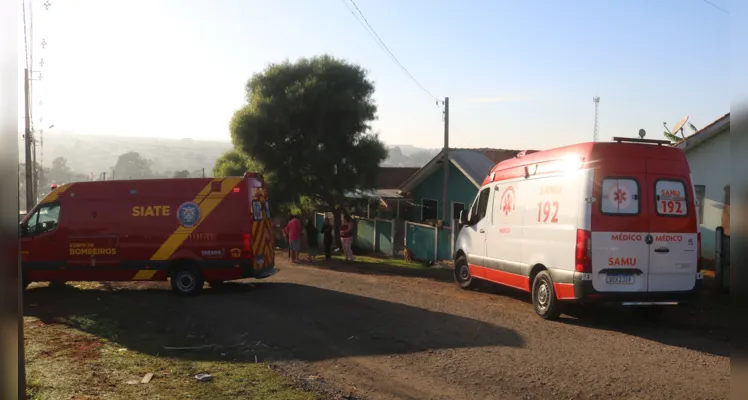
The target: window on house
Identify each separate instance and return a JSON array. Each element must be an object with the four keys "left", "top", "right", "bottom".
[
  {"left": 694, "top": 185, "right": 705, "bottom": 222},
  {"left": 421, "top": 199, "right": 438, "bottom": 221},
  {"left": 452, "top": 202, "right": 465, "bottom": 220},
  {"left": 600, "top": 178, "right": 640, "bottom": 215}
]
